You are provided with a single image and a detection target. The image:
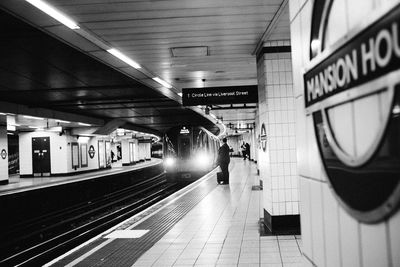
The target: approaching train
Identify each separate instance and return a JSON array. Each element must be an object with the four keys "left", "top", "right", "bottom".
[{"left": 163, "top": 126, "right": 220, "bottom": 183}]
